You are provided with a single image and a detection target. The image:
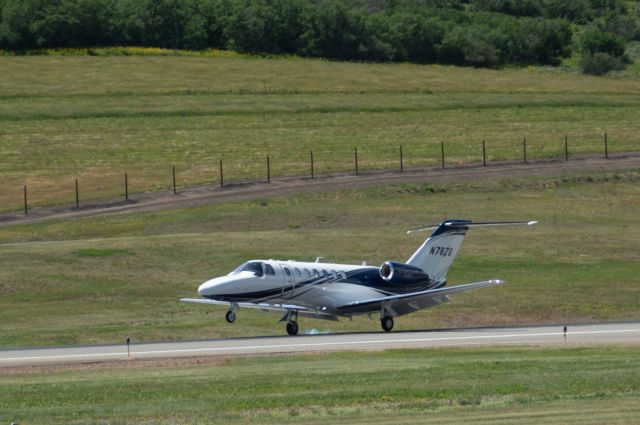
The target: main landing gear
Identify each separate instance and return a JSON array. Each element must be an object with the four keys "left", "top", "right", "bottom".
[
  {"left": 381, "top": 315, "right": 394, "bottom": 332},
  {"left": 286, "top": 321, "right": 299, "bottom": 336},
  {"left": 283, "top": 310, "right": 299, "bottom": 336}
]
